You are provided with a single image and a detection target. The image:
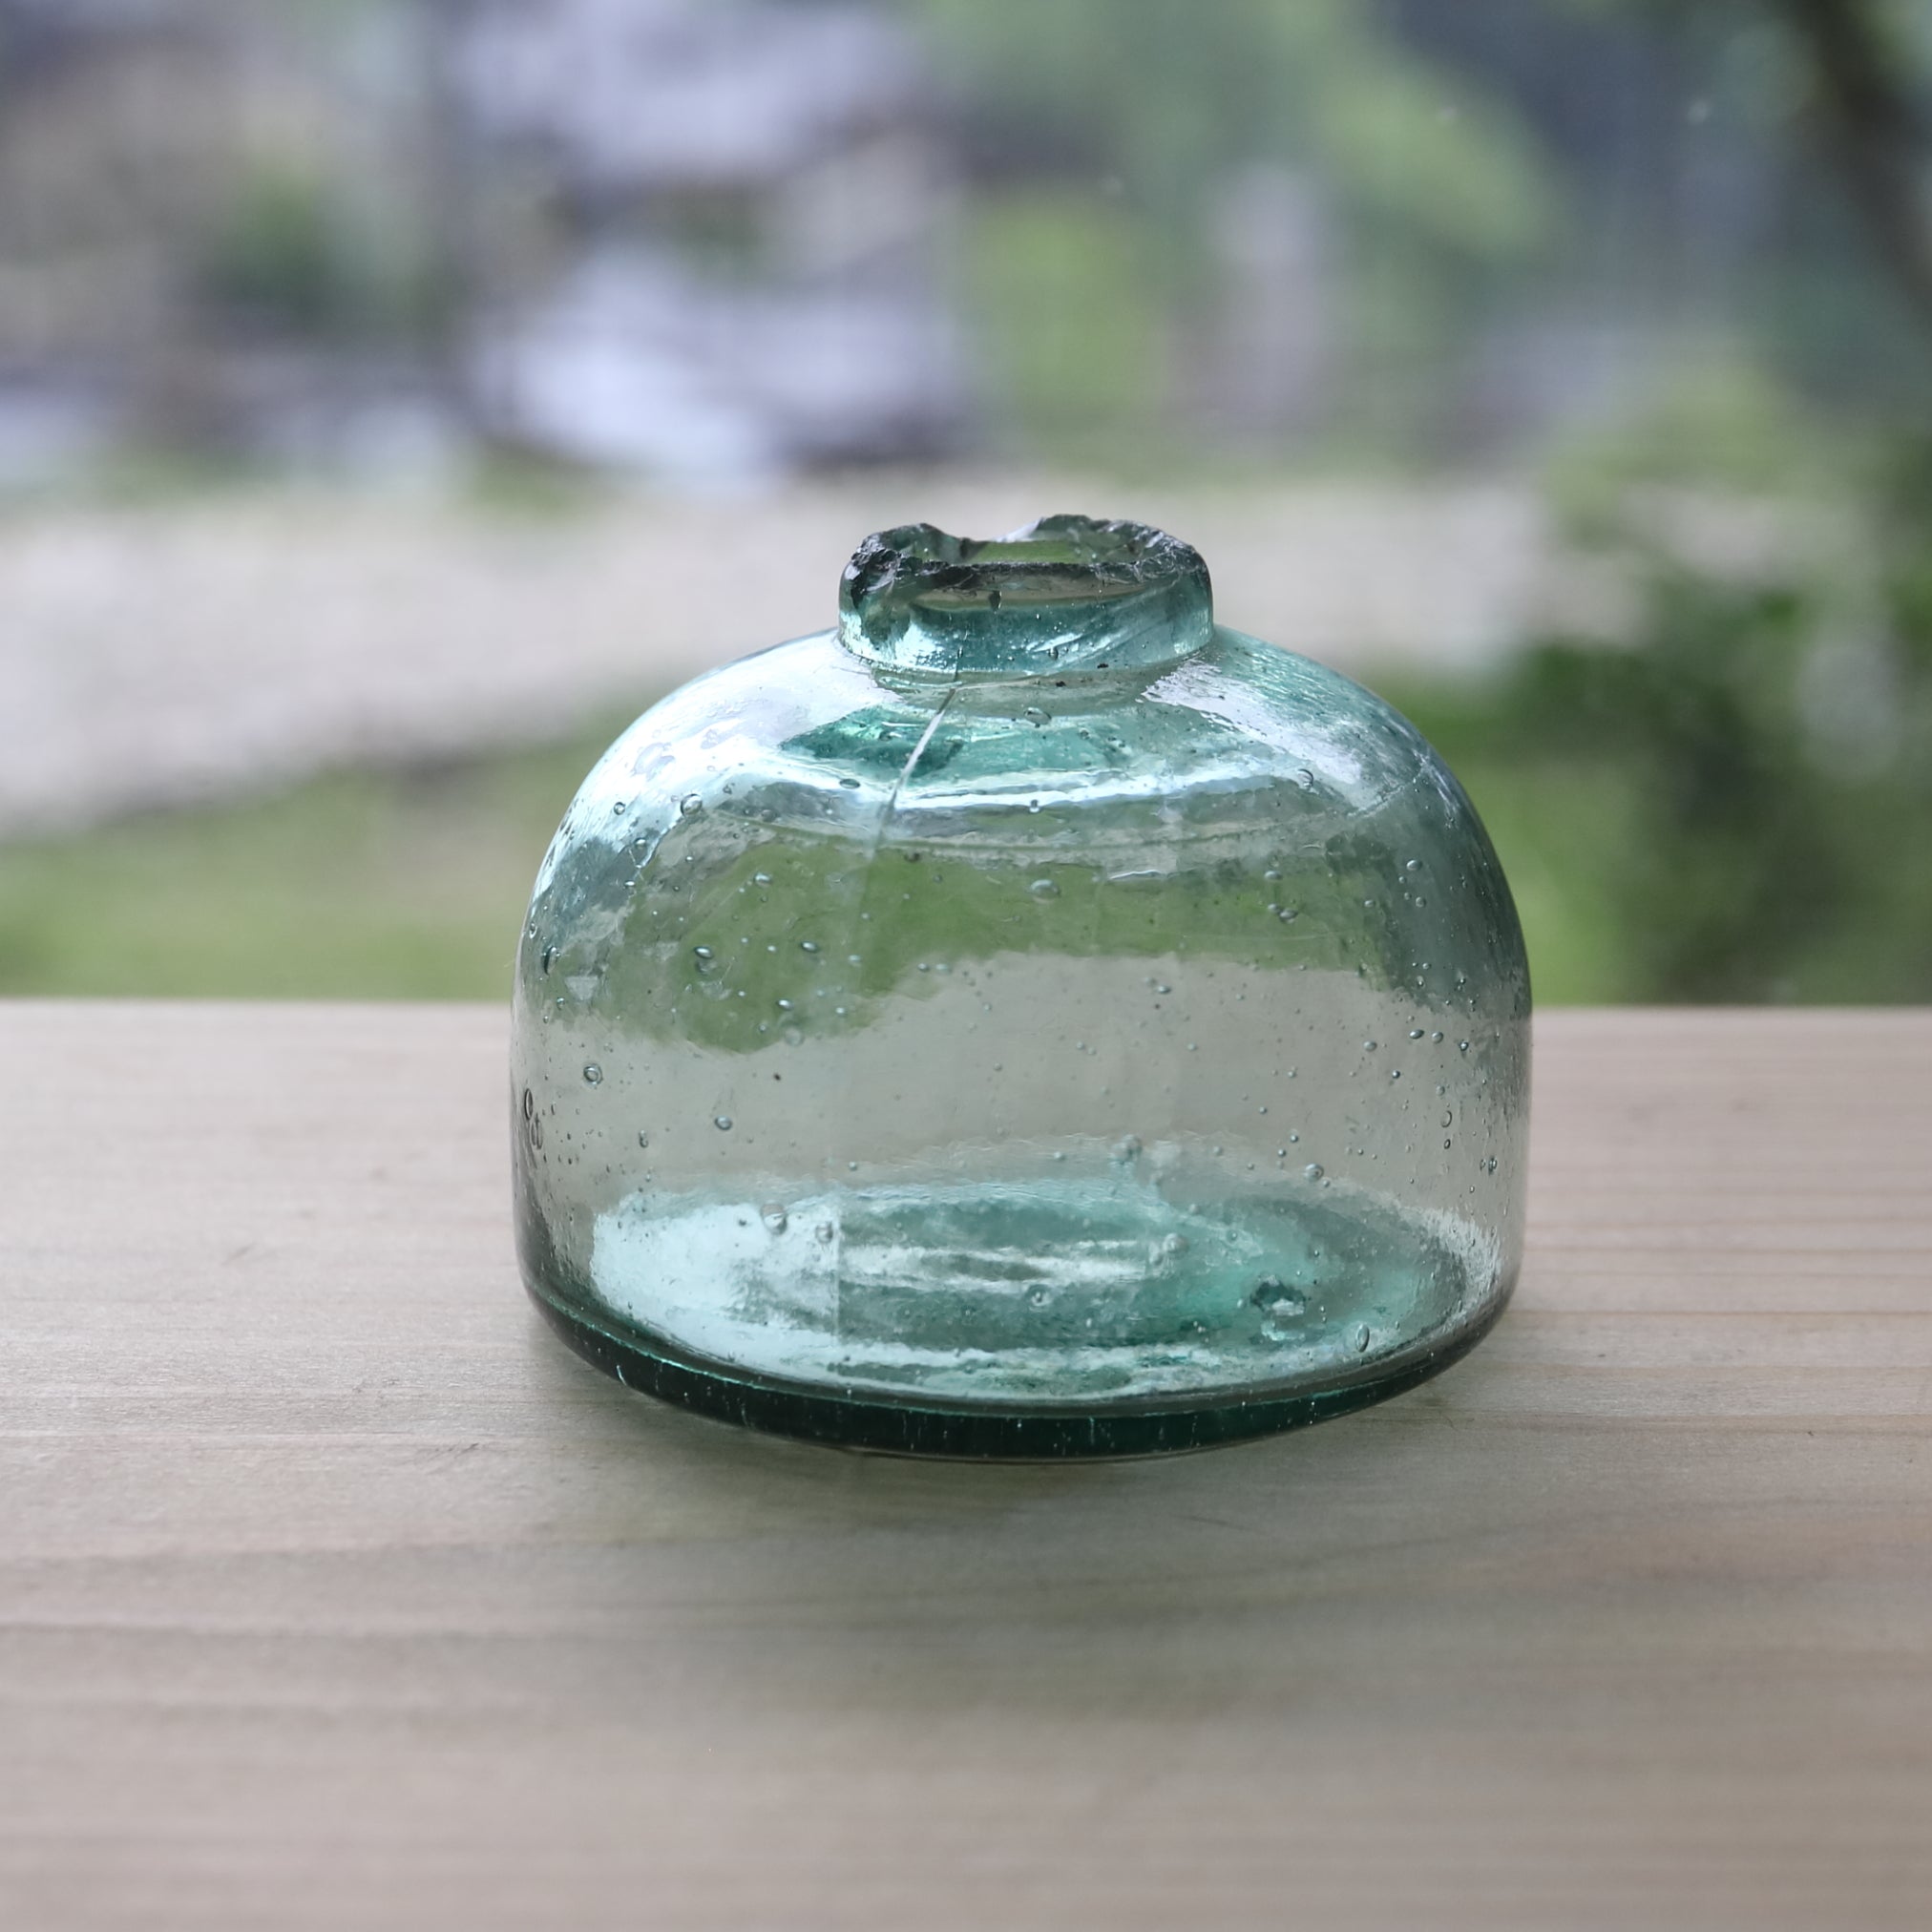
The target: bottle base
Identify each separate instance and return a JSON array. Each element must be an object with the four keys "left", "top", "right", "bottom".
[{"left": 525, "top": 1276, "right": 1511, "bottom": 1460}]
